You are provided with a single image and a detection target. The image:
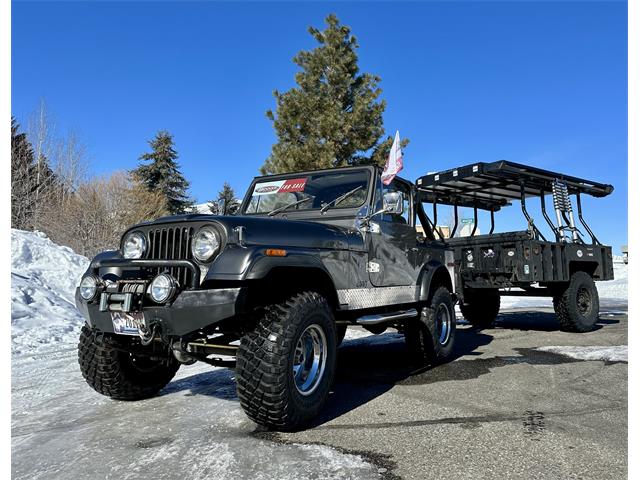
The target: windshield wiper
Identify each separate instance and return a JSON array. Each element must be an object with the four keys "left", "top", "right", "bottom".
[
  {"left": 320, "top": 185, "right": 364, "bottom": 214},
  {"left": 267, "top": 197, "right": 311, "bottom": 216}
]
